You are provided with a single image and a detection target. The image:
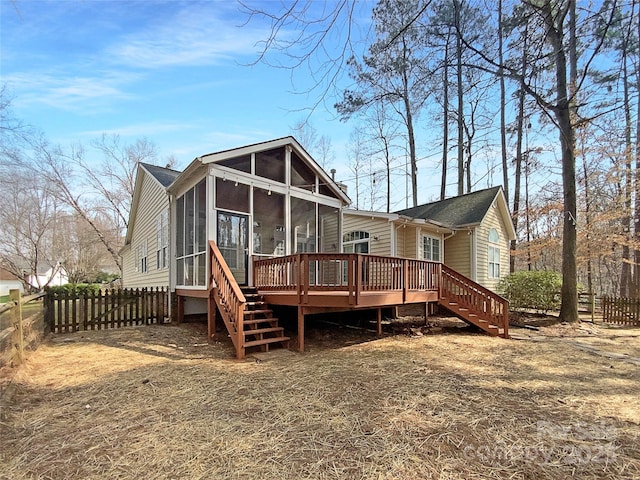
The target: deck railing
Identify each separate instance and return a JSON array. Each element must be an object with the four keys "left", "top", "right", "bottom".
[
  {"left": 210, "top": 240, "right": 246, "bottom": 355},
  {"left": 253, "top": 253, "right": 441, "bottom": 305},
  {"left": 440, "top": 264, "right": 509, "bottom": 335}
]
